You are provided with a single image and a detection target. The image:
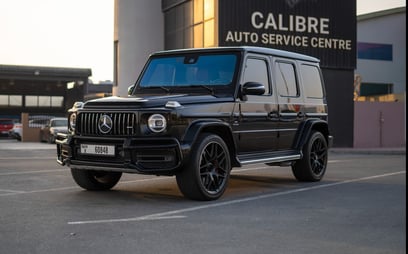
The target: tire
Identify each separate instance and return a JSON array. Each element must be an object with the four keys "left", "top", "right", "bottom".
[
  {"left": 176, "top": 133, "right": 231, "bottom": 201},
  {"left": 70, "top": 169, "right": 122, "bottom": 191},
  {"left": 292, "top": 131, "right": 328, "bottom": 182}
]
